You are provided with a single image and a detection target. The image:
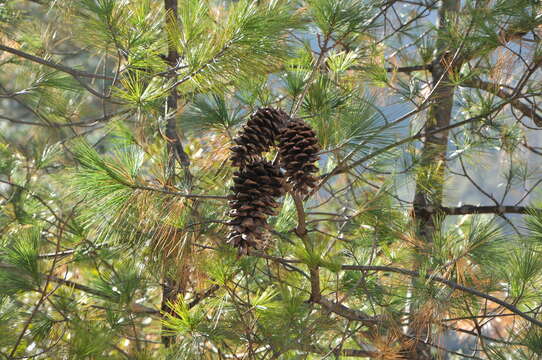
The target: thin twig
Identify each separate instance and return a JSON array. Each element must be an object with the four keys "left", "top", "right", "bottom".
[{"left": 0, "top": 44, "right": 114, "bottom": 80}]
